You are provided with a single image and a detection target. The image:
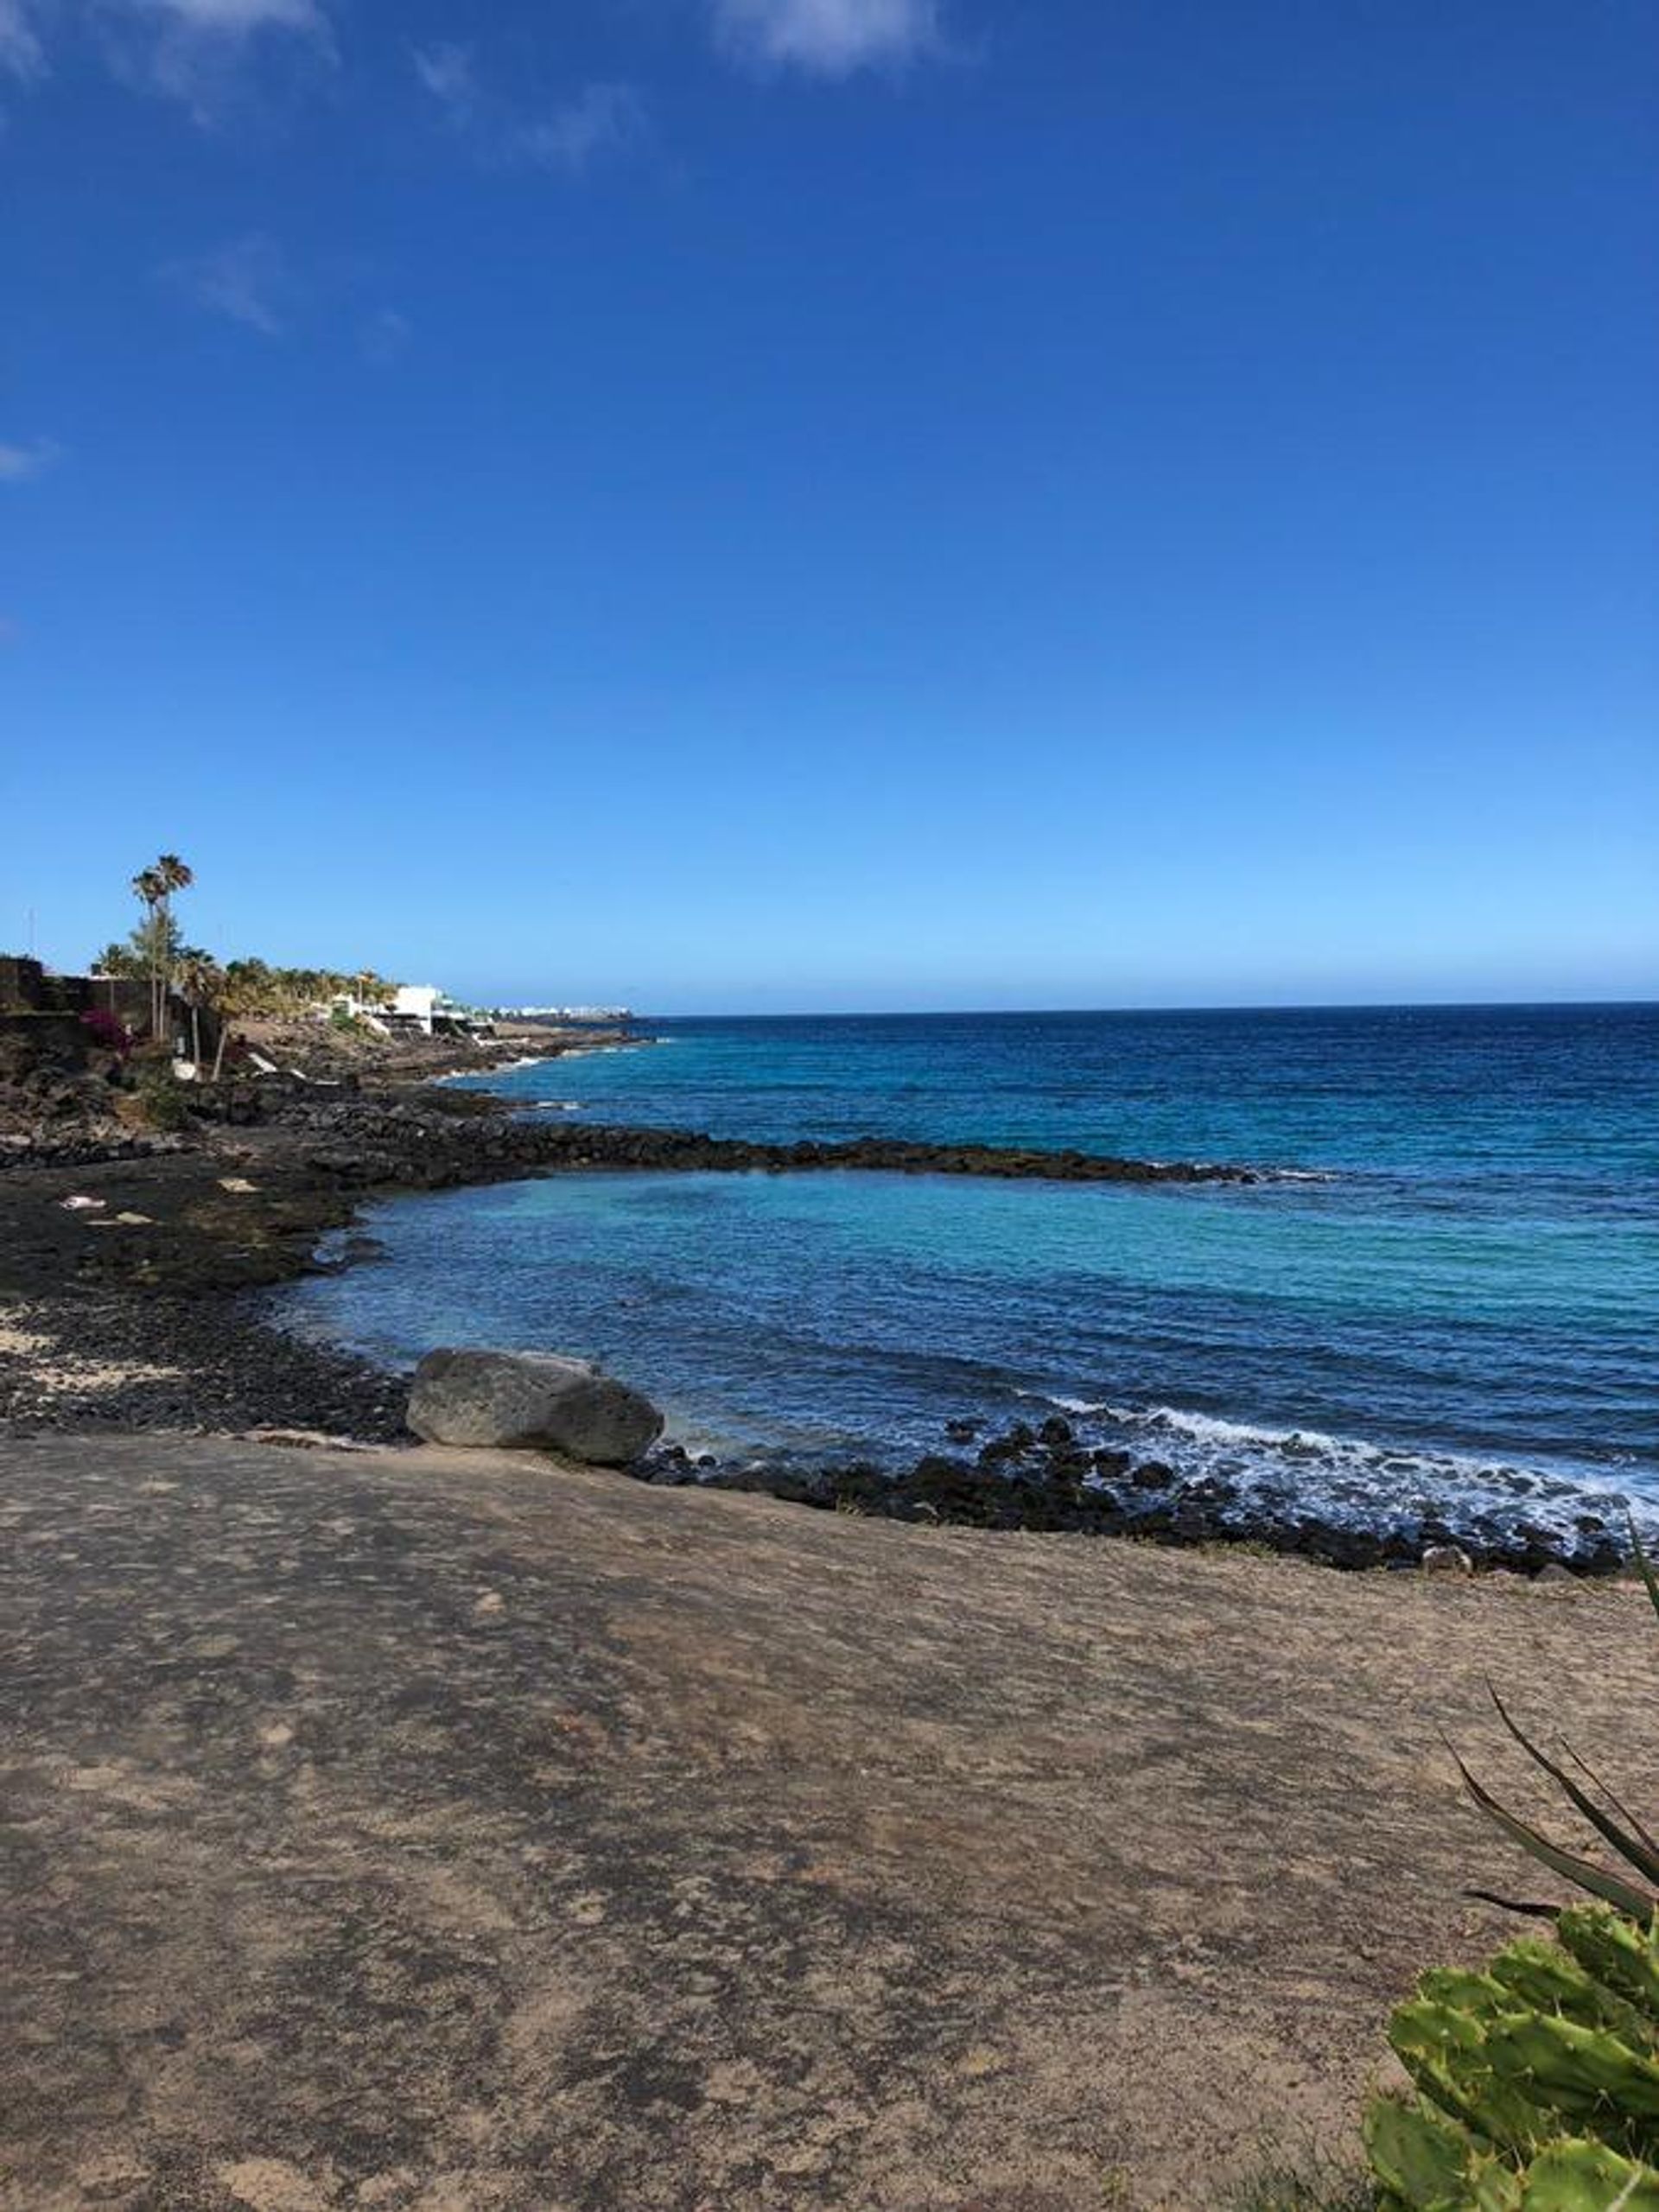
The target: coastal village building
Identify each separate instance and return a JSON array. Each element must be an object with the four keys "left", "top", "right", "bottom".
[{"left": 385, "top": 984, "right": 493, "bottom": 1039}]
